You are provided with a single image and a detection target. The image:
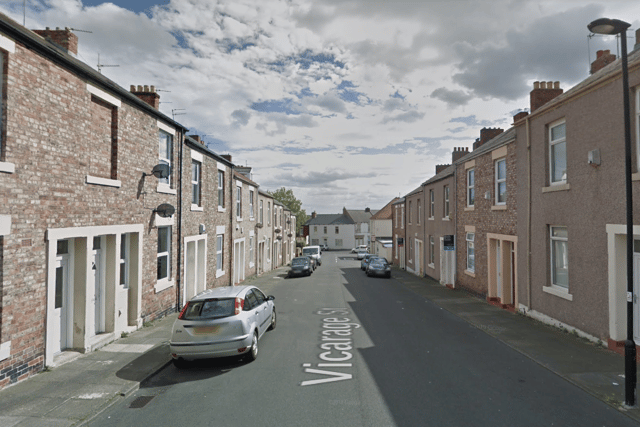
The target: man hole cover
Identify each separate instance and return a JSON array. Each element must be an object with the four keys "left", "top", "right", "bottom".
[{"left": 129, "top": 396, "right": 155, "bottom": 408}]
